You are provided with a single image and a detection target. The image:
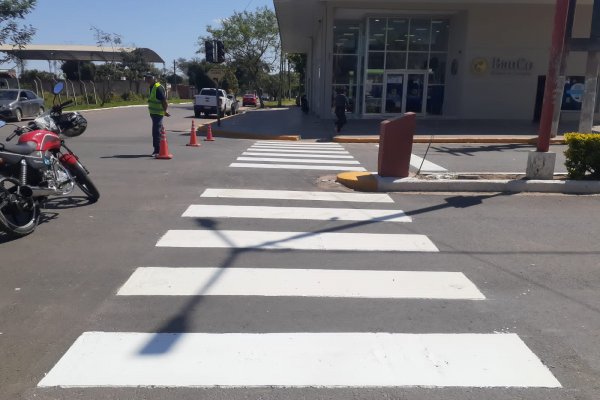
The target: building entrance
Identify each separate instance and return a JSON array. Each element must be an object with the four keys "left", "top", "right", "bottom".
[{"left": 383, "top": 71, "right": 427, "bottom": 115}]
